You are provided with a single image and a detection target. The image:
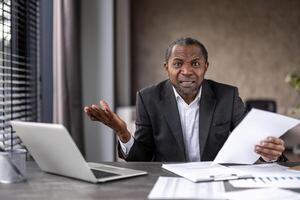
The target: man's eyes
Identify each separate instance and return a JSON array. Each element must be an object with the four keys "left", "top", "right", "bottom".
[
  {"left": 172, "top": 62, "right": 182, "bottom": 67},
  {"left": 171, "top": 61, "right": 203, "bottom": 68},
  {"left": 192, "top": 62, "right": 201, "bottom": 67}
]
